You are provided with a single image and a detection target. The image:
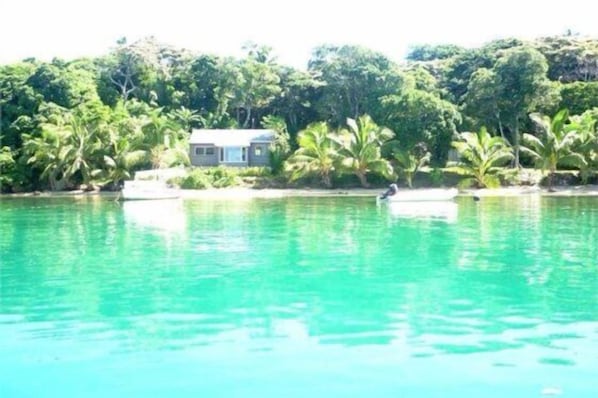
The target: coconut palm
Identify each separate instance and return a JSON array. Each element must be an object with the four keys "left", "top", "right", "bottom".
[
  {"left": 103, "top": 134, "right": 147, "bottom": 188},
  {"left": 569, "top": 112, "right": 598, "bottom": 184},
  {"left": 285, "top": 122, "right": 338, "bottom": 188},
  {"left": 521, "top": 110, "right": 587, "bottom": 188},
  {"left": 148, "top": 143, "right": 190, "bottom": 169},
  {"left": 451, "top": 127, "right": 513, "bottom": 188},
  {"left": 169, "top": 107, "right": 202, "bottom": 132},
  {"left": 335, "top": 115, "right": 394, "bottom": 187},
  {"left": 262, "top": 115, "right": 291, "bottom": 174},
  {"left": 23, "top": 115, "right": 105, "bottom": 190},
  {"left": 392, "top": 144, "right": 431, "bottom": 188},
  {"left": 23, "top": 127, "right": 69, "bottom": 190},
  {"left": 60, "top": 118, "right": 105, "bottom": 187}
]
